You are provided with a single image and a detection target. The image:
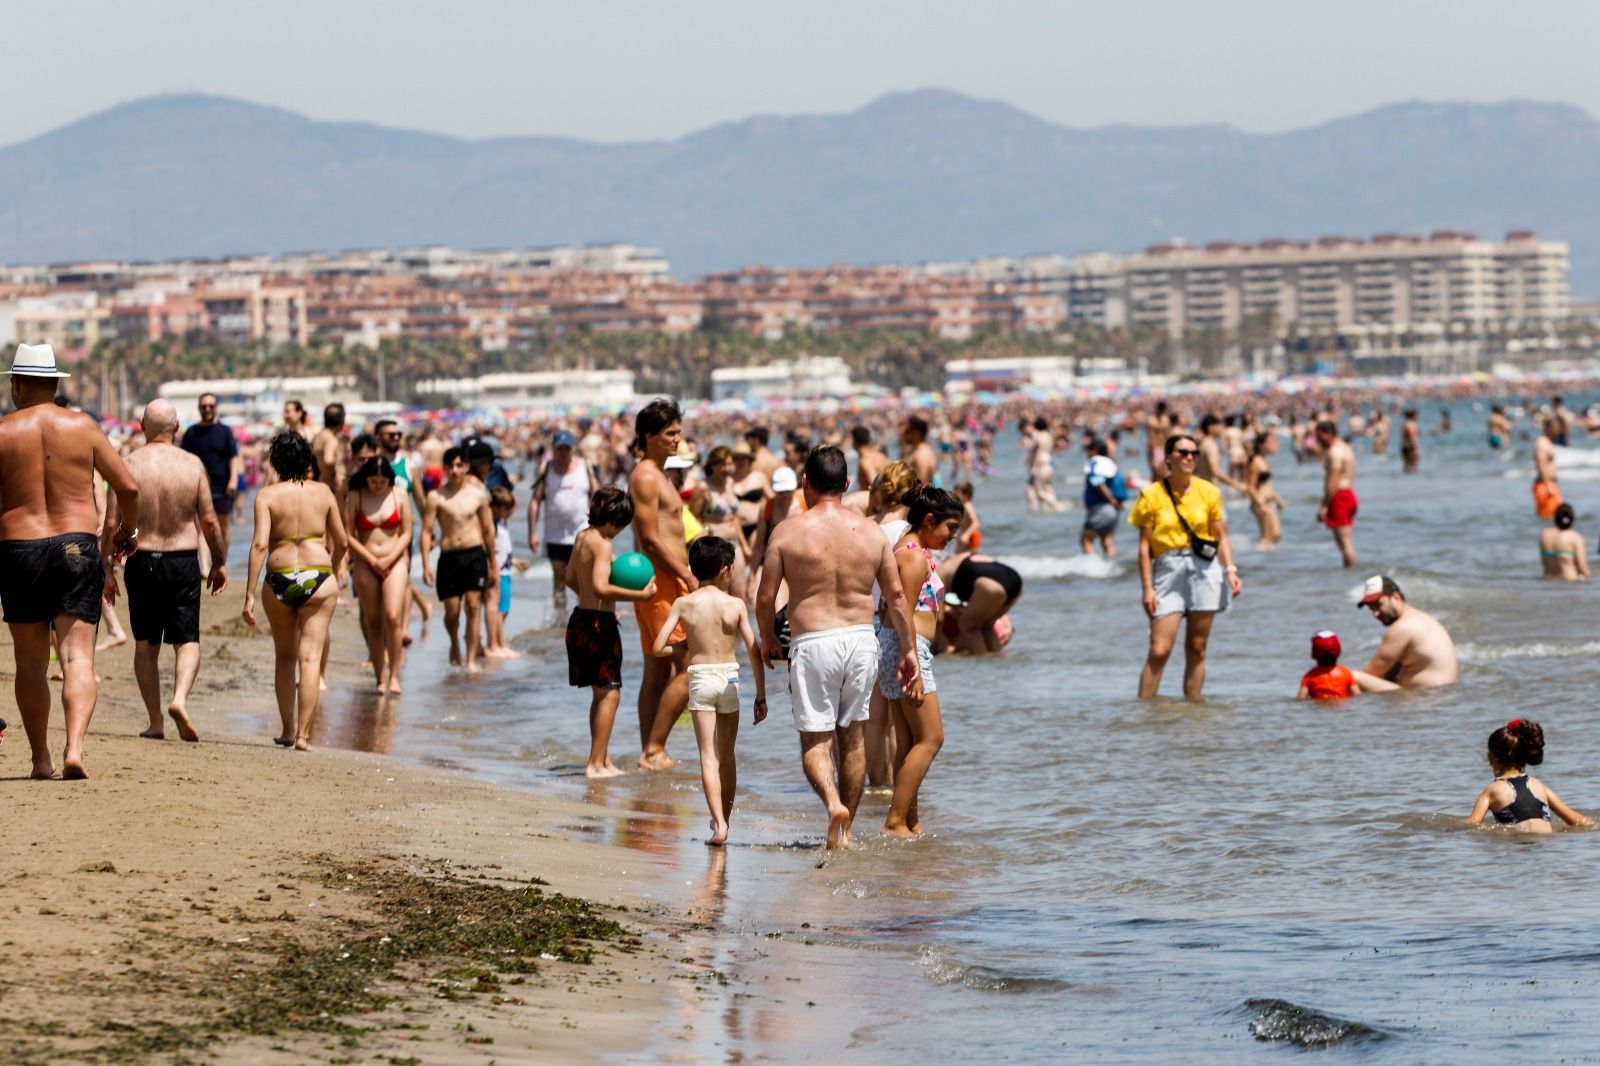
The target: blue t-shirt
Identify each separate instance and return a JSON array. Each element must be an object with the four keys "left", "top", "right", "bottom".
[
  {"left": 181, "top": 422, "right": 238, "bottom": 498},
  {"left": 1084, "top": 455, "right": 1119, "bottom": 508}
]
